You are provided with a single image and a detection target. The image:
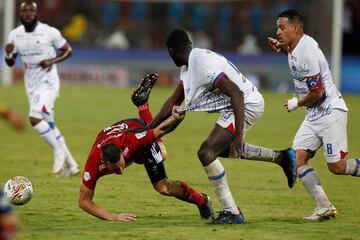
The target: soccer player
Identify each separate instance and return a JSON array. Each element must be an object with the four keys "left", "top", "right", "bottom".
[
  {"left": 268, "top": 9, "right": 359, "bottom": 220},
  {"left": 0, "top": 190, "right": 17, "bottom": 240},
  {"left": 4, "top": 0, "right": 79, "bottom": 176},
  {"left": 144, "top": 29, "right": 297, "bottom": 224},
  {"left": 78, "top": 74, "right": 213, "bottom": 222}
]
